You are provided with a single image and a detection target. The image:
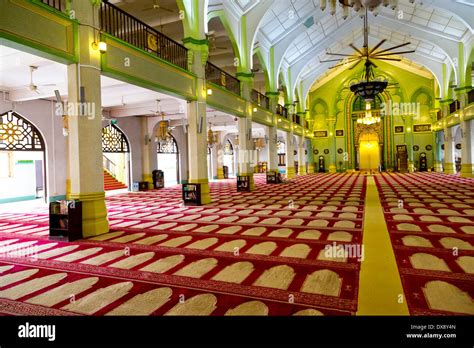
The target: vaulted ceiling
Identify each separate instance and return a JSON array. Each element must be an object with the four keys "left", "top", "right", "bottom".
[{"left": 112, "top": 0, "right": 473, "bottom": 102}]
